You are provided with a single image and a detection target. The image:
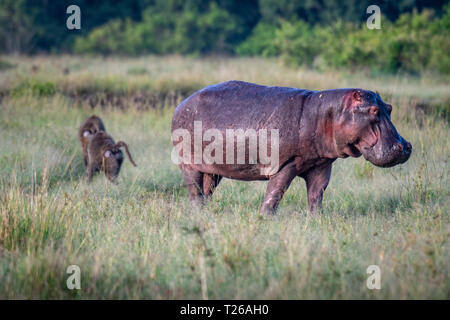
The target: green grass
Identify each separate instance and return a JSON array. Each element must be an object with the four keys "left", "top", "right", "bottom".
[{"left": 0, "top": 56, "right": 449, "bottom": 299}]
